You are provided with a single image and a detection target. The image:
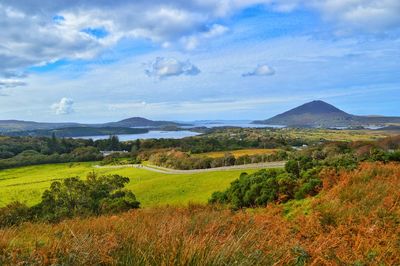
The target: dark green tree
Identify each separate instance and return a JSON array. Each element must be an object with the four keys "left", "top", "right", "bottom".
[{"left": 34, "top": 173, "right": 140, "bottom": 222}]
